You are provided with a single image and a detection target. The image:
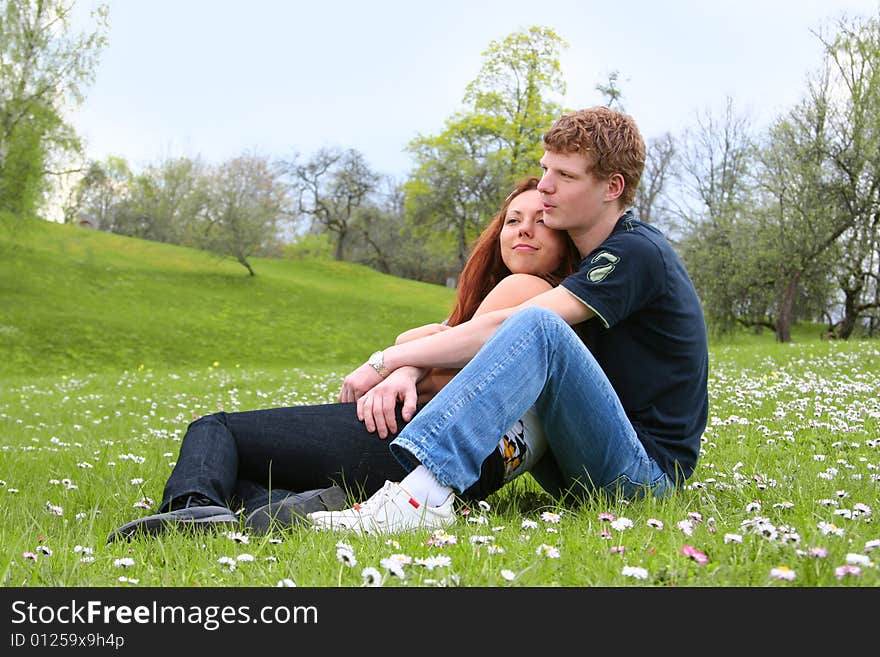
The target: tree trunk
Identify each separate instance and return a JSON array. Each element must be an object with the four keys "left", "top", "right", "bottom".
[
  {"left": 775, "top": 272, "right": 801, "bottom": 343},
  {"left": 837, "top": 288, "right": 861, "bottom": 339},
  {"left": 871, "top": 280, "right": 880, "bottom": 337},
  {"left": 362, "top": 234, "right": 391, "bottom": 273},
  {"left": 335, "top": 230, "right": 346, "bottom": 261},
  {"left": 238, "top": 256, "right": 255, "bottom": 276},
  {"left": 457, "top": 220, "right": 469, "bottom": 269}
]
